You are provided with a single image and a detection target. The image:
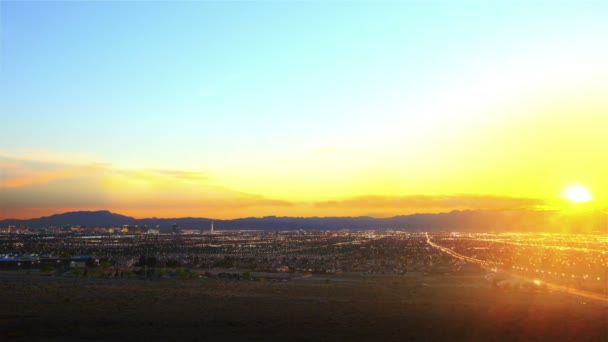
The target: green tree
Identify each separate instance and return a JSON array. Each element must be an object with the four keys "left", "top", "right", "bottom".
[
  {"left": 166, "top": 259, "right": 180, "bottom": 268},
  {"left": 137, "top": 255, "right": 147, "bottom": 267},
  {"left": 85, "top": 258, "right": 96, "bottom": 268},
  {"left": 147, "top": 256, "right": 158, "bottom": 268},
  {"left": 100, "top": 260, "right": 111, "bottom": 270}
]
